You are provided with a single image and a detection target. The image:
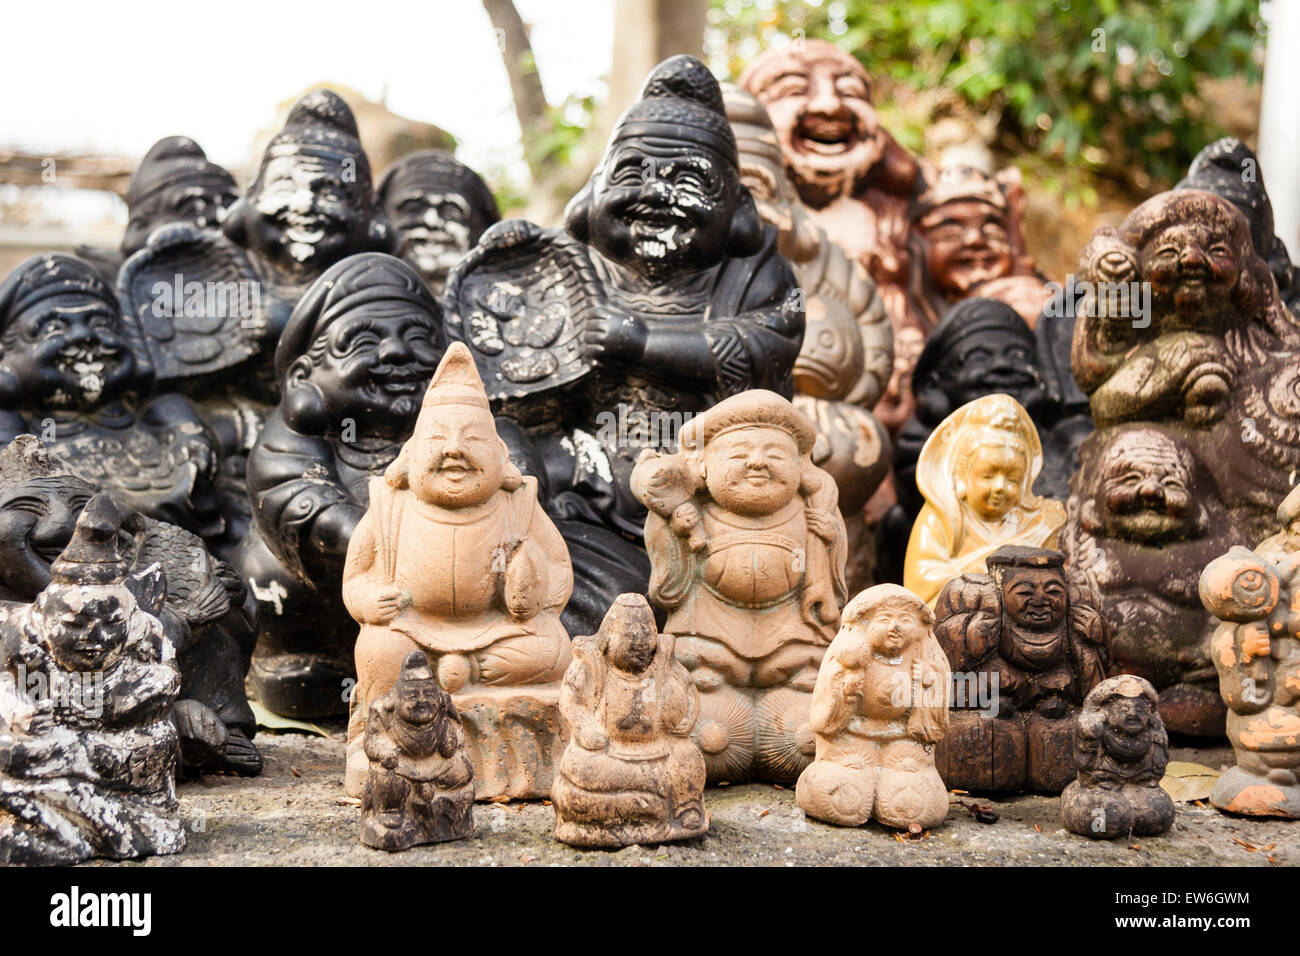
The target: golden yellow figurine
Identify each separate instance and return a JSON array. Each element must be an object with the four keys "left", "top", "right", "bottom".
[{"left": 903, "top": 394, "right": 1064, "bottom": 605}]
